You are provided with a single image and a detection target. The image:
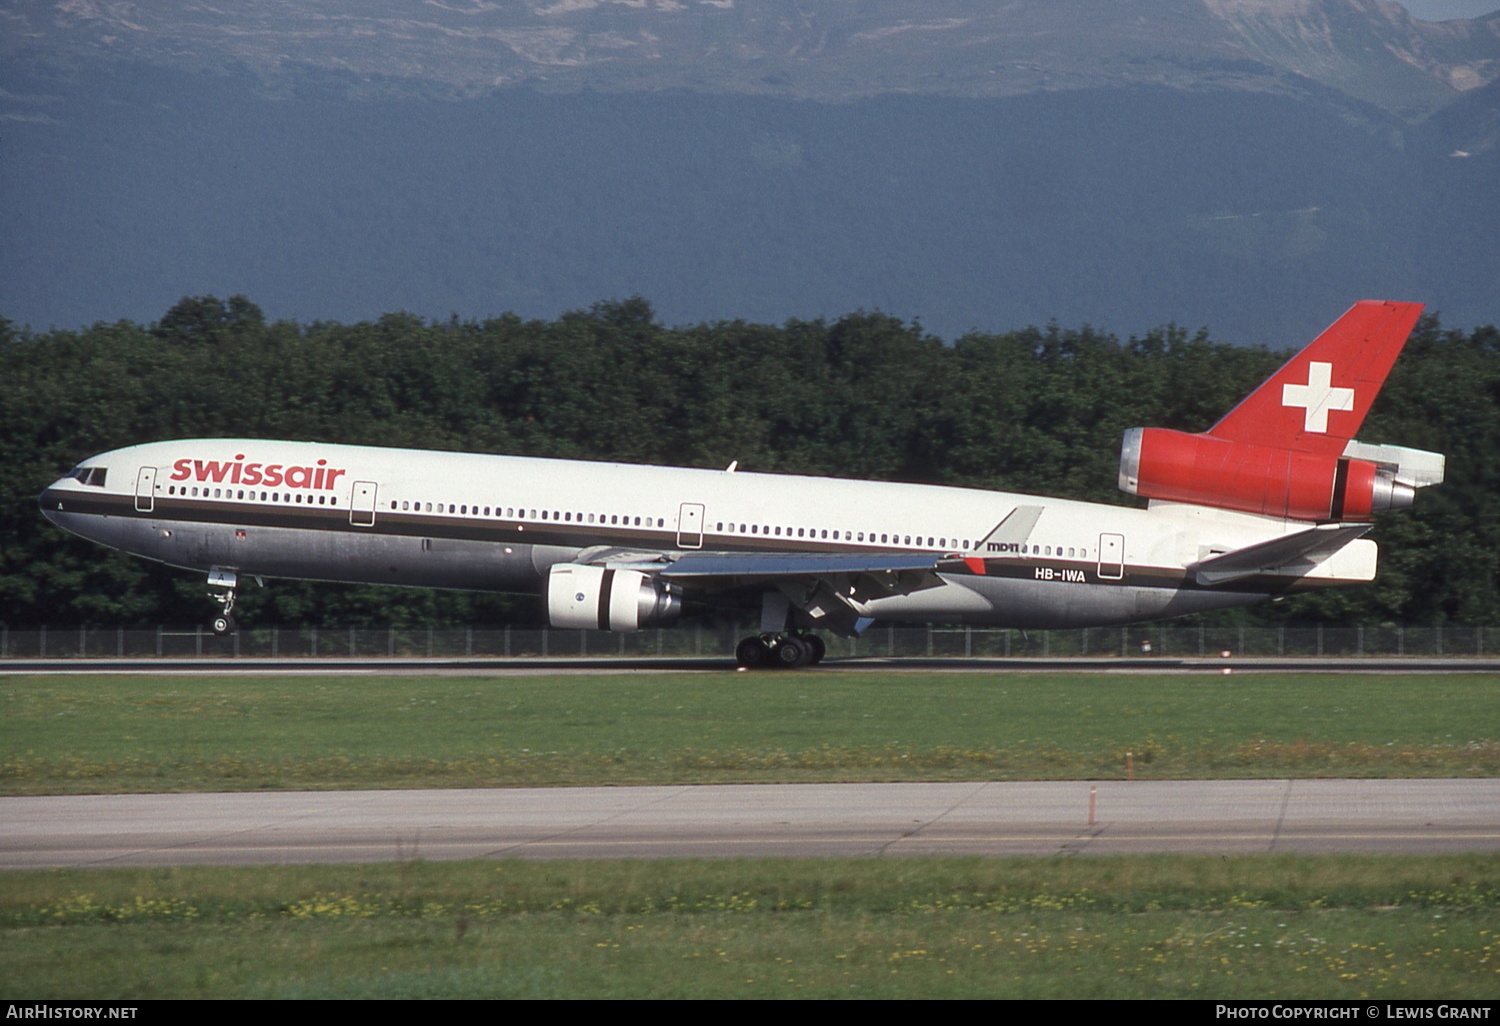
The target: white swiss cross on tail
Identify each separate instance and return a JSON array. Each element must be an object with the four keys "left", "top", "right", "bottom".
[
  {"left": 1208, "top": 301, "right": 1421, "bottom": 456},
  {"left": 1281, "top": 361, "right": 1355, "bottom": 433}
]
